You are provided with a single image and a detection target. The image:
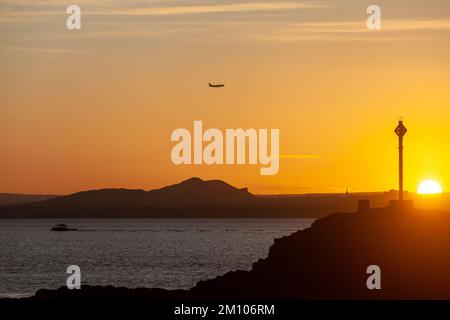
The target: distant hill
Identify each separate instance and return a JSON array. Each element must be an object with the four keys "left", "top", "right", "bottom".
[
  {"left": 0, "top": 178, "right": 261, "bottom": 218},
  {"left": 2, "top": 178, "right": 449, "bottom": 218},
  {"left": 34, "top": 177, "right": 253, "bottom": 207},
  {"left": 0, "top": 193, "right": 59, "bottom": 206}
]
